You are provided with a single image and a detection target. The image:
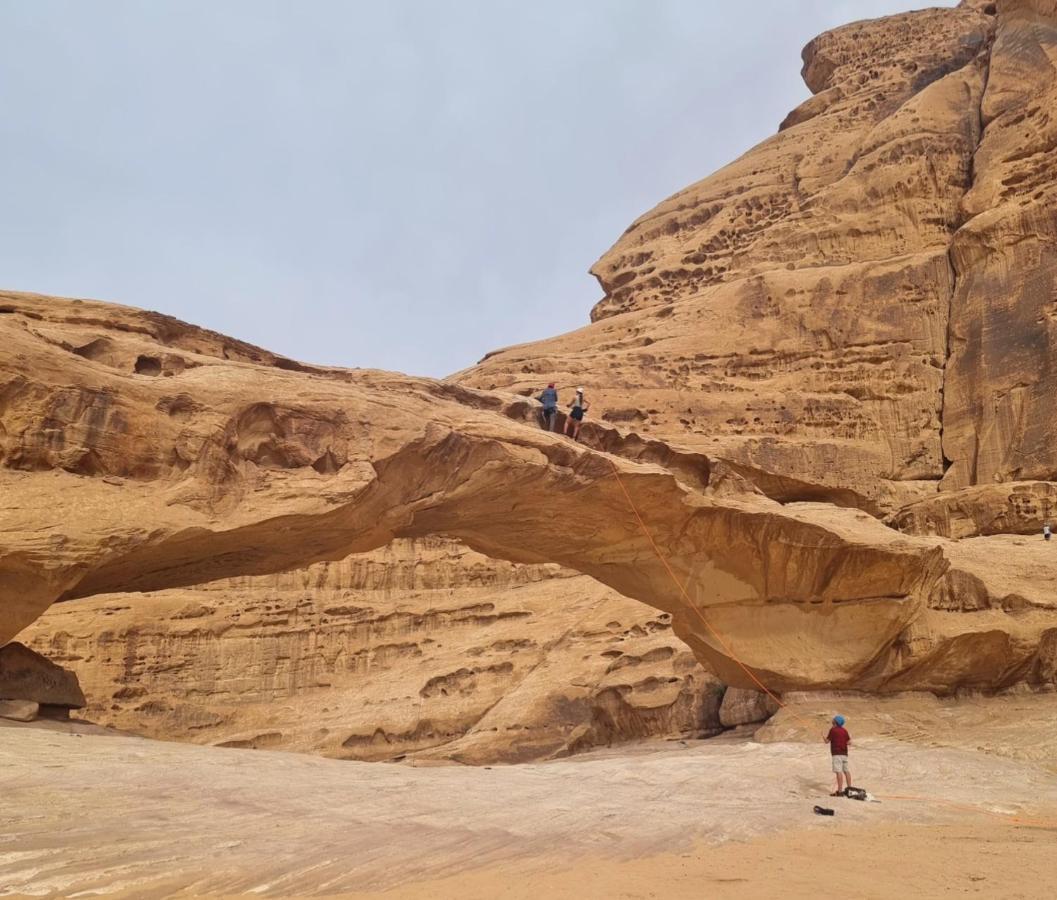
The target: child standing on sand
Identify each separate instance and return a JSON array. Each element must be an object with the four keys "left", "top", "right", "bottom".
[{"left": 824, "top": 714, "right": 852, "bottom": 796}]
